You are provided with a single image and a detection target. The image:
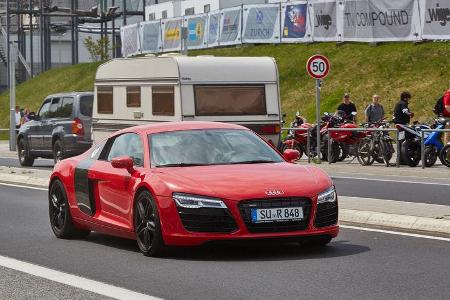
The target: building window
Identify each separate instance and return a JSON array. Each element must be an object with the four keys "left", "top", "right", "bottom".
[
  {"left": 148, "top": 13, "right": 156, "bottom": 21},
  {"left": 185, "top": 7, "right": 194, "bottom": 16},
  {"left": 97, "top": 86, "right": 113, "bottom": 114},
  {"left": 127, "top": 86, "right": 141, "bottom": 107},
  {"left": 204, "top": 4, "right": 211, "bottom": 14},
  {"left": 152, "top": 86, "right": 174, "bottom": 116},
  {"left": 162, "top": 10, "right": 167, "bottom": 19}
]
